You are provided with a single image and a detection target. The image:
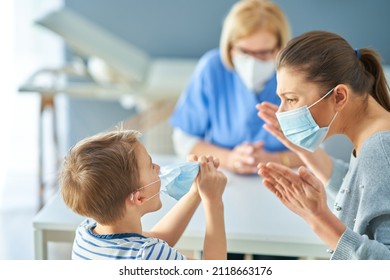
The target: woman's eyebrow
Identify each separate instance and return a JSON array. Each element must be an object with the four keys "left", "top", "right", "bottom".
[{"left": 277, "top": 91, "right": 296, "bottom": 97}]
